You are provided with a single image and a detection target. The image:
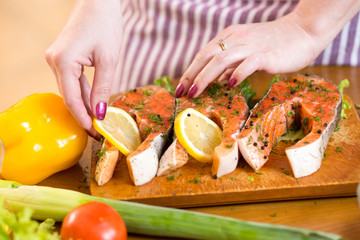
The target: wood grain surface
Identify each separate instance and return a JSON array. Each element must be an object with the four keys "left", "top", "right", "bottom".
[{"left": 90, "top": 92, "right": 360, "bottom": 208}]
